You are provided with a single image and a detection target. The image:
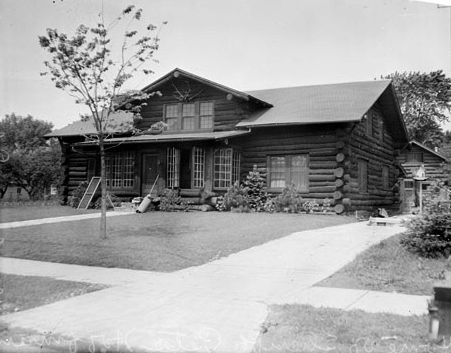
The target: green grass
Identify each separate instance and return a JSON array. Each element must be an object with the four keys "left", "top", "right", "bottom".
[
  {"left": 1, "top": 211, "right": 354, "bottom": 272},
  {"left": 317, "top": 234, "right": 449, "bottom": 296},
  {"left": 0, "top": 206, "right": 97, "bottom": 223},
  {"left": 0, "top": 273, "right": 106, "bottom": 315},
  {"left": 254, "top": 304, "right": 440, "bottom": 353}
]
